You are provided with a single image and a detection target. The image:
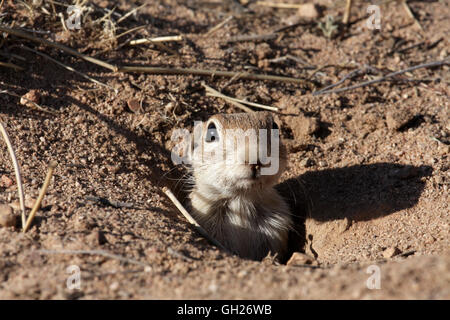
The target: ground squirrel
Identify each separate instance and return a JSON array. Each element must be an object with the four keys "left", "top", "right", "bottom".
[{"left": 182, "top": 112, "right": 293, "bottom": 261}]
